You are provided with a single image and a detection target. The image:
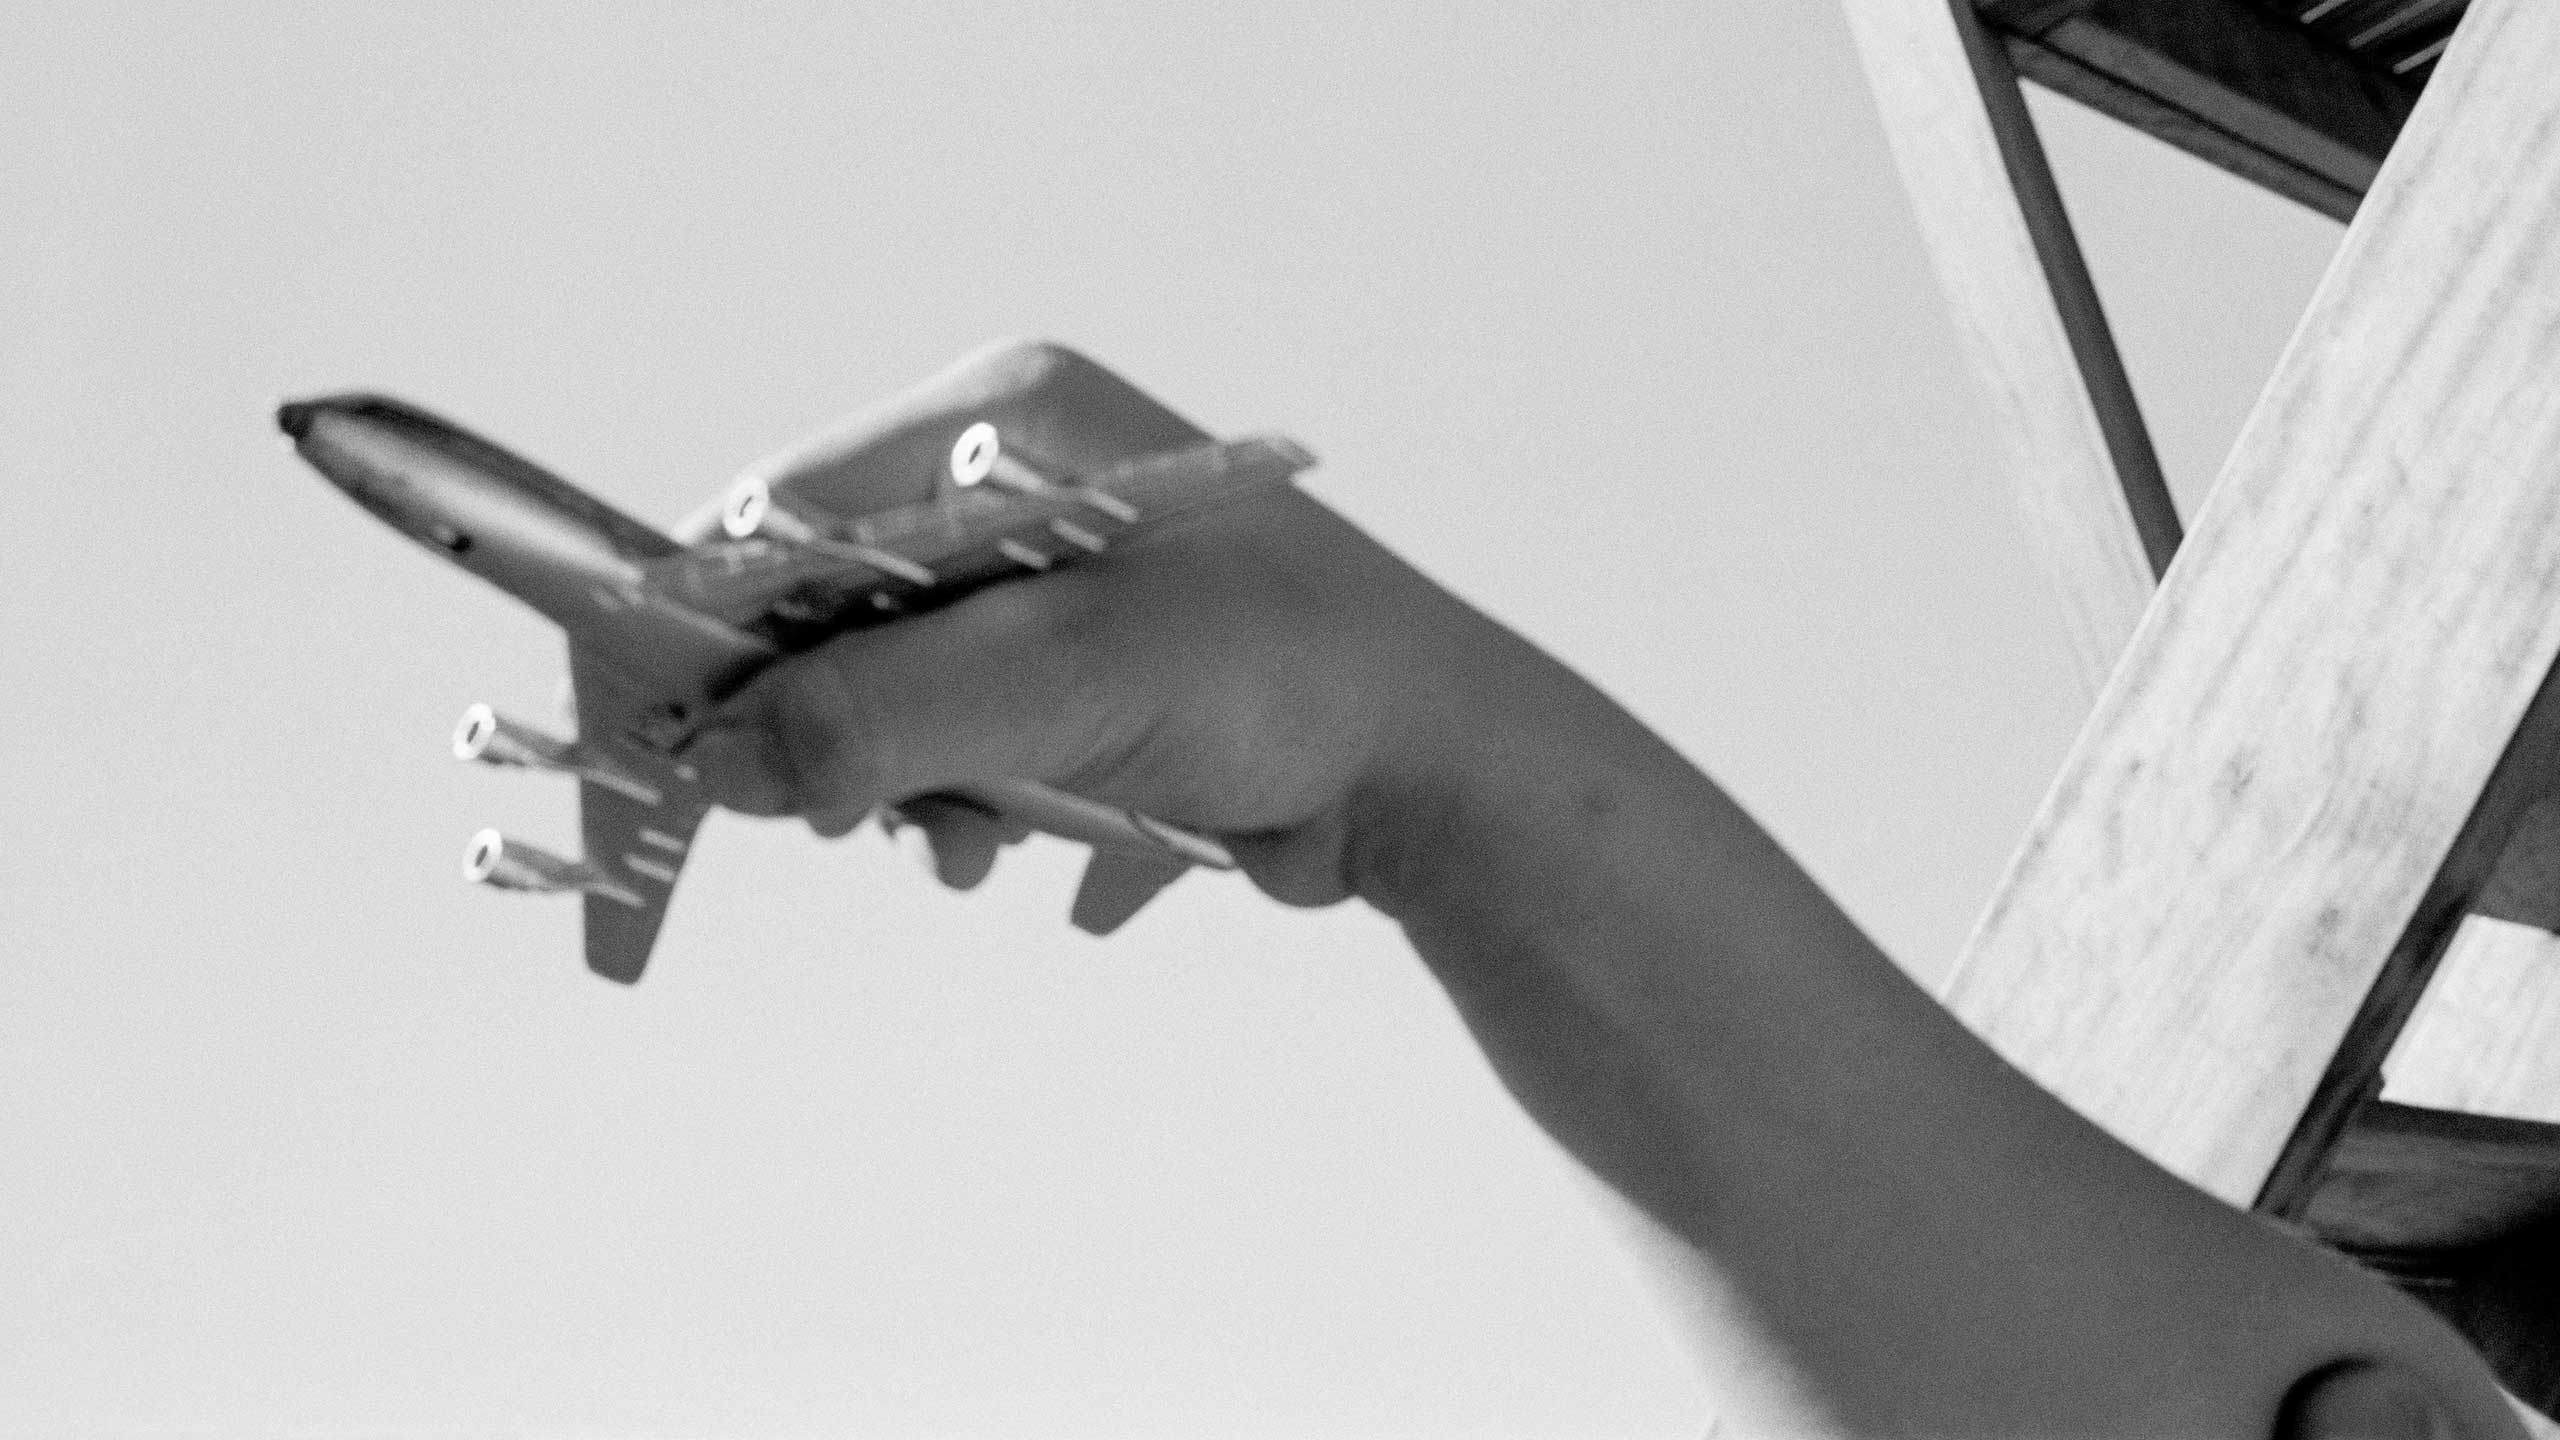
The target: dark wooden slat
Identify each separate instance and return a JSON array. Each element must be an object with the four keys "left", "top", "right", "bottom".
[
  {"left": 1977, "top": 0, "right": 2096, "bottom": 30},
  {"left": 2473, "top": 797, "right": 2560, "bottom": 935},
  {"left": 2000, "top": 34, "right": 2364, "bottom": 219},
  {"left": 2303, "top": 1101, "right": 2560, "bottom": 1251},
  {"left": 1949, "top": 3, "right": 2183, "bottom": 584},
  {"left": 1978, "top": 0, "right": 2421, "bottom": 218},
  {"left": 1843, "top": 0, "right": 2177, "bottom": 691}
]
